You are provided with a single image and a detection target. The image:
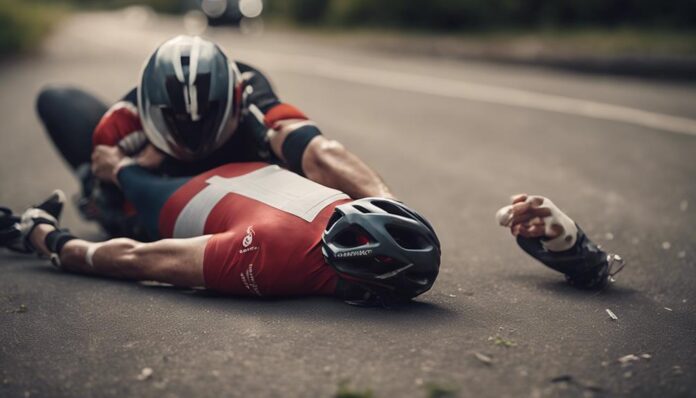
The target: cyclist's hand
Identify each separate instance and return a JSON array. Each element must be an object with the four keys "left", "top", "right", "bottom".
[
  {"left": 91, "top": 145, "right": 124, "bottom": 183},
  {"left": 135, "top": 144, "right": 165, "bottom": 170}
]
